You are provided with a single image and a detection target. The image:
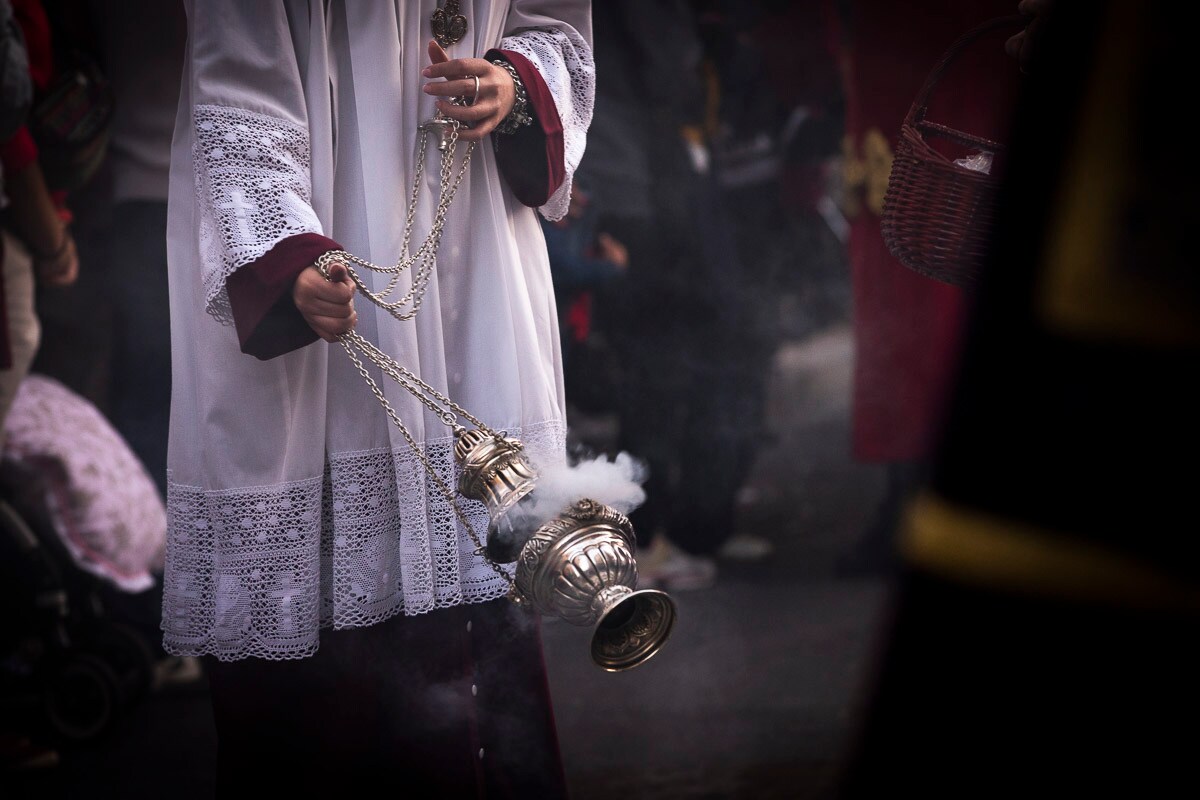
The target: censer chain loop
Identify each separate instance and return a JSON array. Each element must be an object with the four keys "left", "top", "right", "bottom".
[
  {"left": 341, "top": 330, "right": 511, "bottom": 442},
  {"left": 338, "top": 333, "right": 516, "bottom": 588},
  {"left": 315, "top": 112, "right": 476, "bottom": 323}
]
